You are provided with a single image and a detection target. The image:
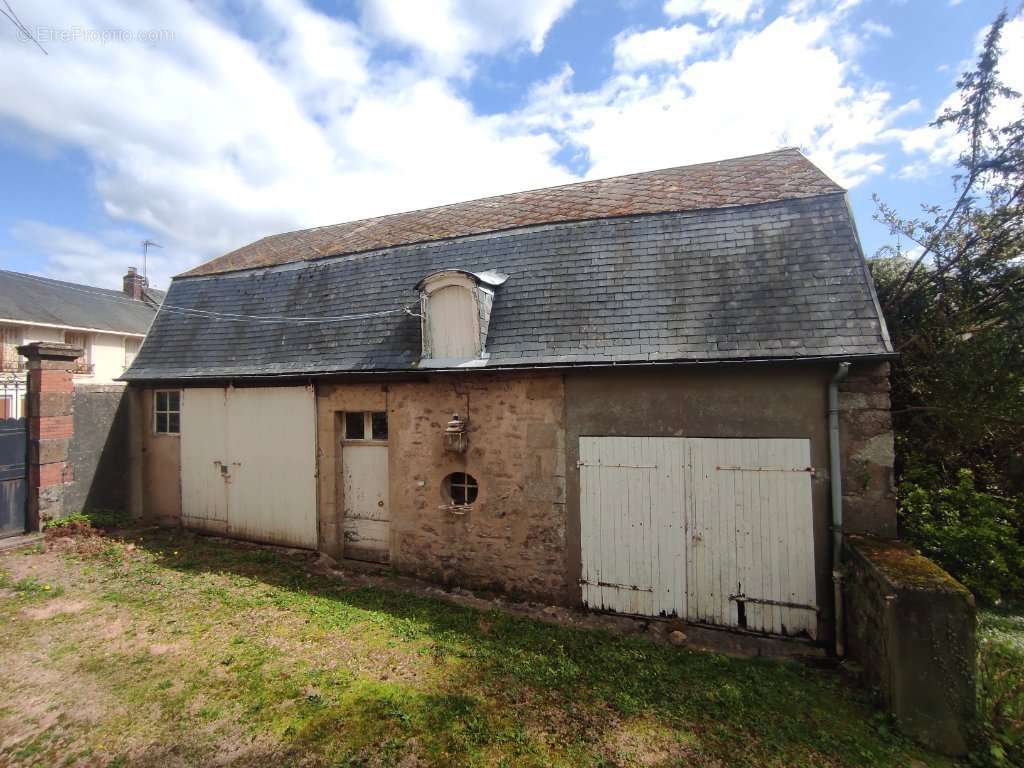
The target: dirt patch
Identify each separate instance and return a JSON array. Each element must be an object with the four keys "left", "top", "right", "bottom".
[{"left": 21, "top": 598, "right": 88, "bottom": 620}]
